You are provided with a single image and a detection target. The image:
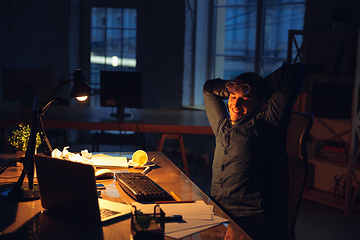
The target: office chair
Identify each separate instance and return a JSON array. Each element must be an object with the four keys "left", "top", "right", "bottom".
[
  {"left": 239, "top": 110, "right": 313, "bottom": 240},
  {"left": 285, "top": 111, "right": 313, "bottom": 240},
  {"left": 92, "top": 130, "right": 145, "bottom": 152},
  {"left": 269, "top": 110, "right": 314, "bottom": 240}
]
